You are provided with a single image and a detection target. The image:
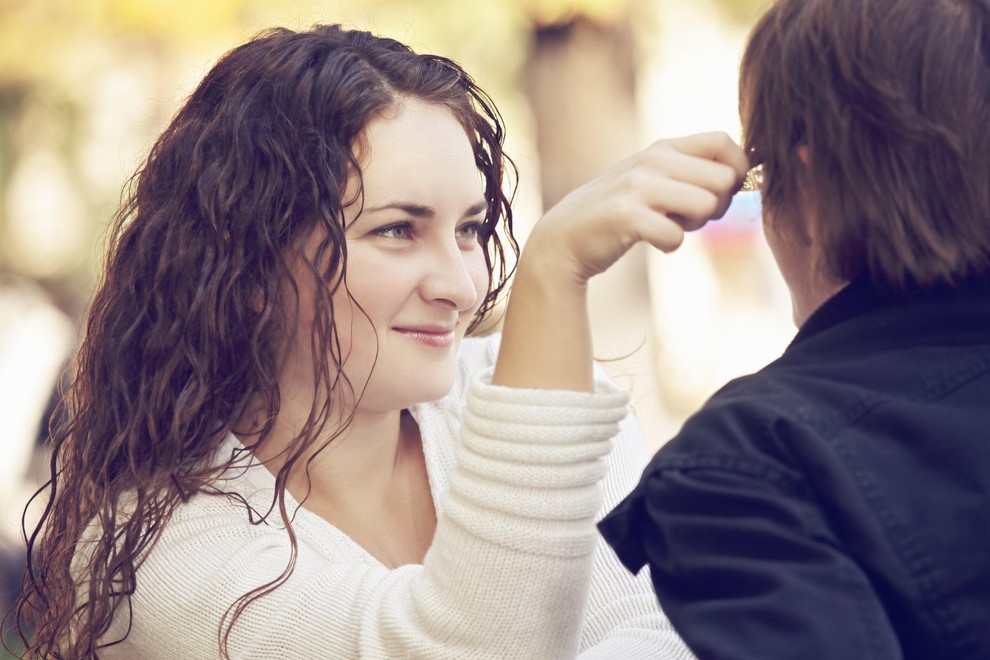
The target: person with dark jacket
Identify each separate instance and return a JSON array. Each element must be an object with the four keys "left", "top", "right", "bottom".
[{"left": 599, "top": 0, "right": 990, "bottom": 658}]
